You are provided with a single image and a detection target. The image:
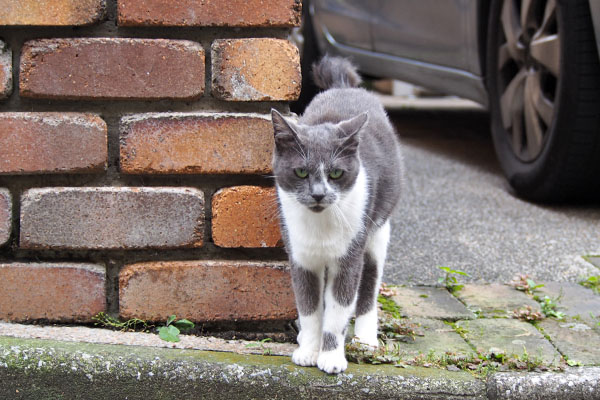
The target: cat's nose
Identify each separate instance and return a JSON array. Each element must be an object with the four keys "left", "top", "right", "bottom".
[{"left": 312, "top": 193, "right": 325, "bottom": 202}]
